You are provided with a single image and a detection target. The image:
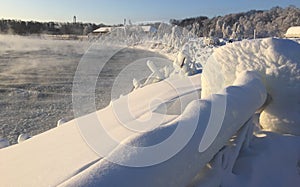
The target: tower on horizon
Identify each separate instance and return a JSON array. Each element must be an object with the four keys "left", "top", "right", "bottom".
[{"left": 73, "top": 16, "right": 76, "bottom": 24}]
